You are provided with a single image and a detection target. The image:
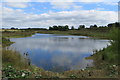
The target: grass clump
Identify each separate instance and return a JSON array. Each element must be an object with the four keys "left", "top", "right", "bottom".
[
  {"left": 2, "top": 49, "right": 29, "bottom": 69},
  {"left": 2, "top": 37, "right": 14, "bottom": 47}
]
